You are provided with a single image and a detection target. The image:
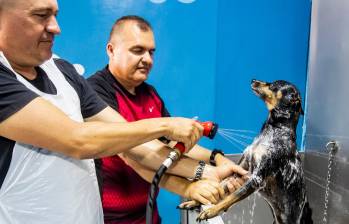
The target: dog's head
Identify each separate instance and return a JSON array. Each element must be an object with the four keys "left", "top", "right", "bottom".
[{"left": 251, "top": 79, "right": 304, "bottom": 120}]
